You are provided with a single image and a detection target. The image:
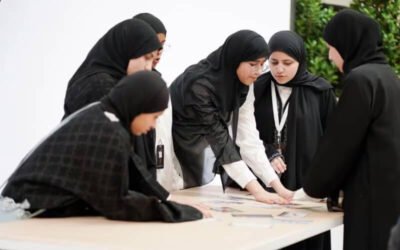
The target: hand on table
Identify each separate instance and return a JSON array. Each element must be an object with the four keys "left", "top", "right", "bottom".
[
  {"left": 169, "top": 195, "right": 213, "bottom": 218},
  {"left": 253, "top": 190, "right": 290, "bottom": 205}
]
